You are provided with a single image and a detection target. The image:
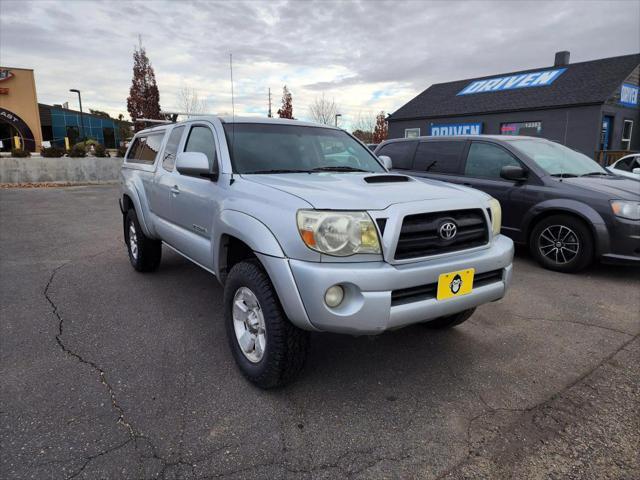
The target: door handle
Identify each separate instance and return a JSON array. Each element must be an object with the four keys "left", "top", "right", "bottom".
[{"left": 171, "top": 186, "right": 180, "bottom": 195}]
